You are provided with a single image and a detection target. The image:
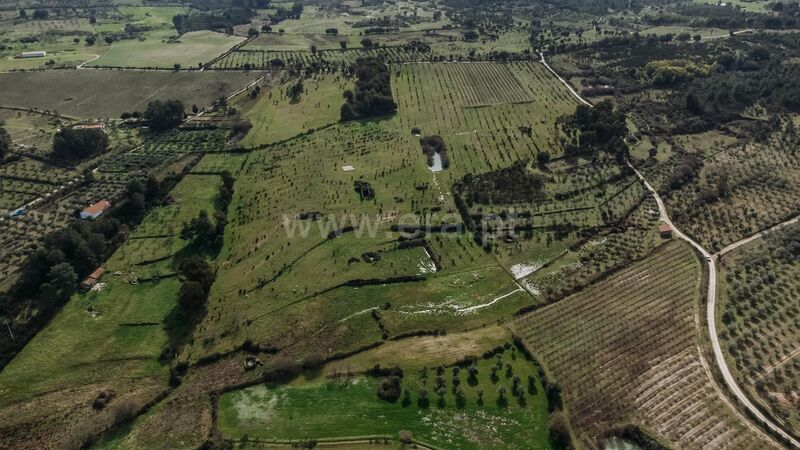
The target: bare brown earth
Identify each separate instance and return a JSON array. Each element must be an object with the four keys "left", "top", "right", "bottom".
[{"left": 0, "top": 70, "right": 265, "bottom": 118}]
